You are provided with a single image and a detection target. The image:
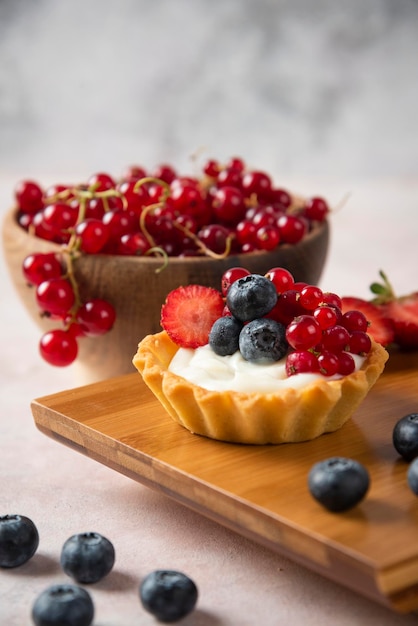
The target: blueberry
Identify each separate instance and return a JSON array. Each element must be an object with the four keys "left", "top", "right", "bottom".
[
  {"left": 32, "top": 583, "right": 94, "bottom": 626},
  {"left": 60, "top": 532, "right": 115, "bottom": 584},
  {"left": 0, "top": 514, "right": 39, "bottom": 568},
  {"left": 239, "top": 318, "right": 288, "bottom": 362},
  {"left": 407, "top": 458, "right": 418, "bottom": 495},
  {"left": 226, "top": 274, "right": 278, "bottom": 322},
  {"left": 140, "top": 570, "right": 198, "bottom": 623},
  {"left": 393, "top": 413, "right": 418, "bottom": 461},
  {"left": 209, "top": 316, "right": 243, "bottom": 356},
  {"left": 308, "top": 457, "right": 370, "bottom": 512}
]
